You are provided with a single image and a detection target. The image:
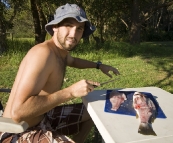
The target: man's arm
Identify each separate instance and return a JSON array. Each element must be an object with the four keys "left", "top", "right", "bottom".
[
  {"left": 10, "top": 46, "right": 60, "bottom": 122},
  {"left": 67, "top": 53, "right": 120, "bottom": 77},
  {"left": 10, "top": 46, "right": 97, "bottom": 123}
]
